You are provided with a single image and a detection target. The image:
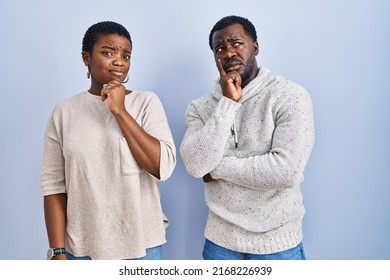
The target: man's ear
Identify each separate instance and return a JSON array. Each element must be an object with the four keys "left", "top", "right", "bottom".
[
  {"left": 253, "top": 41, "right": 259, "bottom": 56},
  {"left": 82, "top": 51, "right": 90, "bottom": 65}
]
